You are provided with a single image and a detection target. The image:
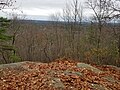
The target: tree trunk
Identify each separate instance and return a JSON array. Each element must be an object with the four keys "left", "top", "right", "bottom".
[
  {"left": 118, "top": 35, "right": 120, "bottom": 58},
  {"left": 97, "top": 21, "right": 102, "bottom": 62}
]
